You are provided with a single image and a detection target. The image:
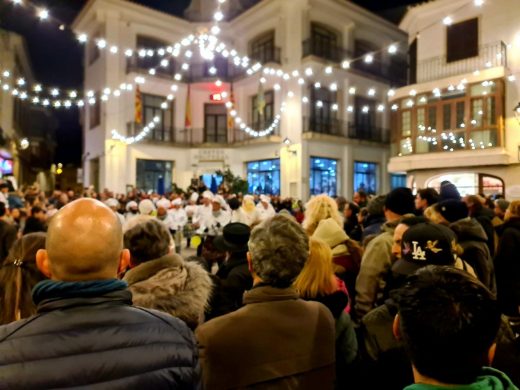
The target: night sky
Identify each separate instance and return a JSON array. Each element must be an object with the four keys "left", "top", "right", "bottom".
[{"left": 0, "top": 0, "right": 420, "bottom": 165}]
